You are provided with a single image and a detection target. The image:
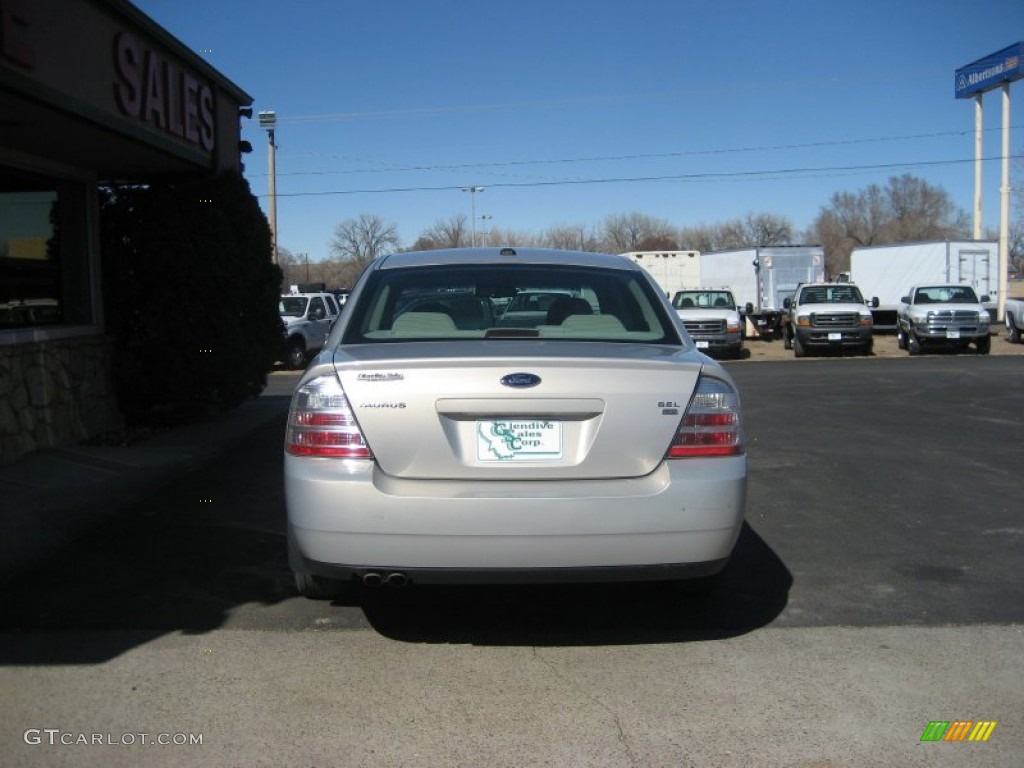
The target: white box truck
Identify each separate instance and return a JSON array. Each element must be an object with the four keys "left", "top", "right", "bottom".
[
  {"left": 700, "top": 245, "right": 826, "bottom": 339},
  {"left": 622, "top": 250, "right": 702, "bottom": 298},
  {"left": 844, "top": 240, "right": 999, "bottom": 330}
]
